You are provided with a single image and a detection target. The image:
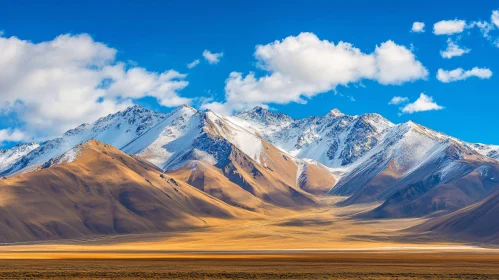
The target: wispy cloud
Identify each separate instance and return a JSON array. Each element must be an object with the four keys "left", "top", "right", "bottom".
[
  {"left": 388, "top": 96, "right": 409, "bottom": 105},
  {"left": 440, "top": 38, "right": 470, "bottom": 59},
  {"left": 203, "top": 50, "right": 223, "bottom": 64},
  {"left": 187, "top": 59, "right": 200, "bottom": 69},
  {"left": 437, "top": 67, "right": 492, "bottom": 83},
  {"left": 433, "top": 10, "right": 499, "bottom": 48},
  {"left": 469, "top": 21, "right": 494, "bottom": 39}
]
